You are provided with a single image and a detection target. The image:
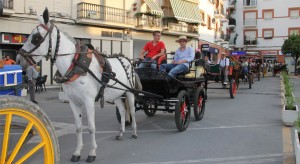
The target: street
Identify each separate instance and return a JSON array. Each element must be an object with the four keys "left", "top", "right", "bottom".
[{"left": 24, "top": 75, "right": 286, "bottom": 164}]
